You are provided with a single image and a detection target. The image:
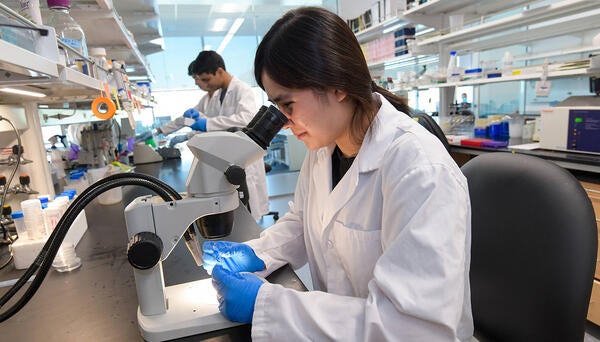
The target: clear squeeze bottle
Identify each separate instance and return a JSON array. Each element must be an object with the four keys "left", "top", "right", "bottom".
[{"left": 46, "top": 0, "right": 88, "bottom": 67}]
